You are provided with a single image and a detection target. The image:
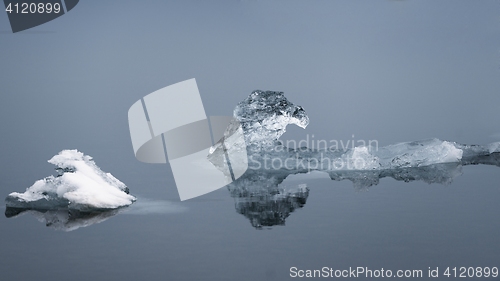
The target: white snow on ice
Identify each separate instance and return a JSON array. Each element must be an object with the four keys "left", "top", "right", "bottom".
[{"left": 6, "top": 150, "right": 136, "bottom": 210}]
